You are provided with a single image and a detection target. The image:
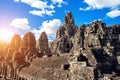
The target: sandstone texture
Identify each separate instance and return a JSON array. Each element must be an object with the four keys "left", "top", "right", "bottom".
[
  {"left": 0, "top": 12, "right": 120, "bottom": 80},
  {"left": 37, "top": 32, "right": 50, "bottom": 57},
  {"left": 50, "top": 12, "right": 78, "bottom": 54}
]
